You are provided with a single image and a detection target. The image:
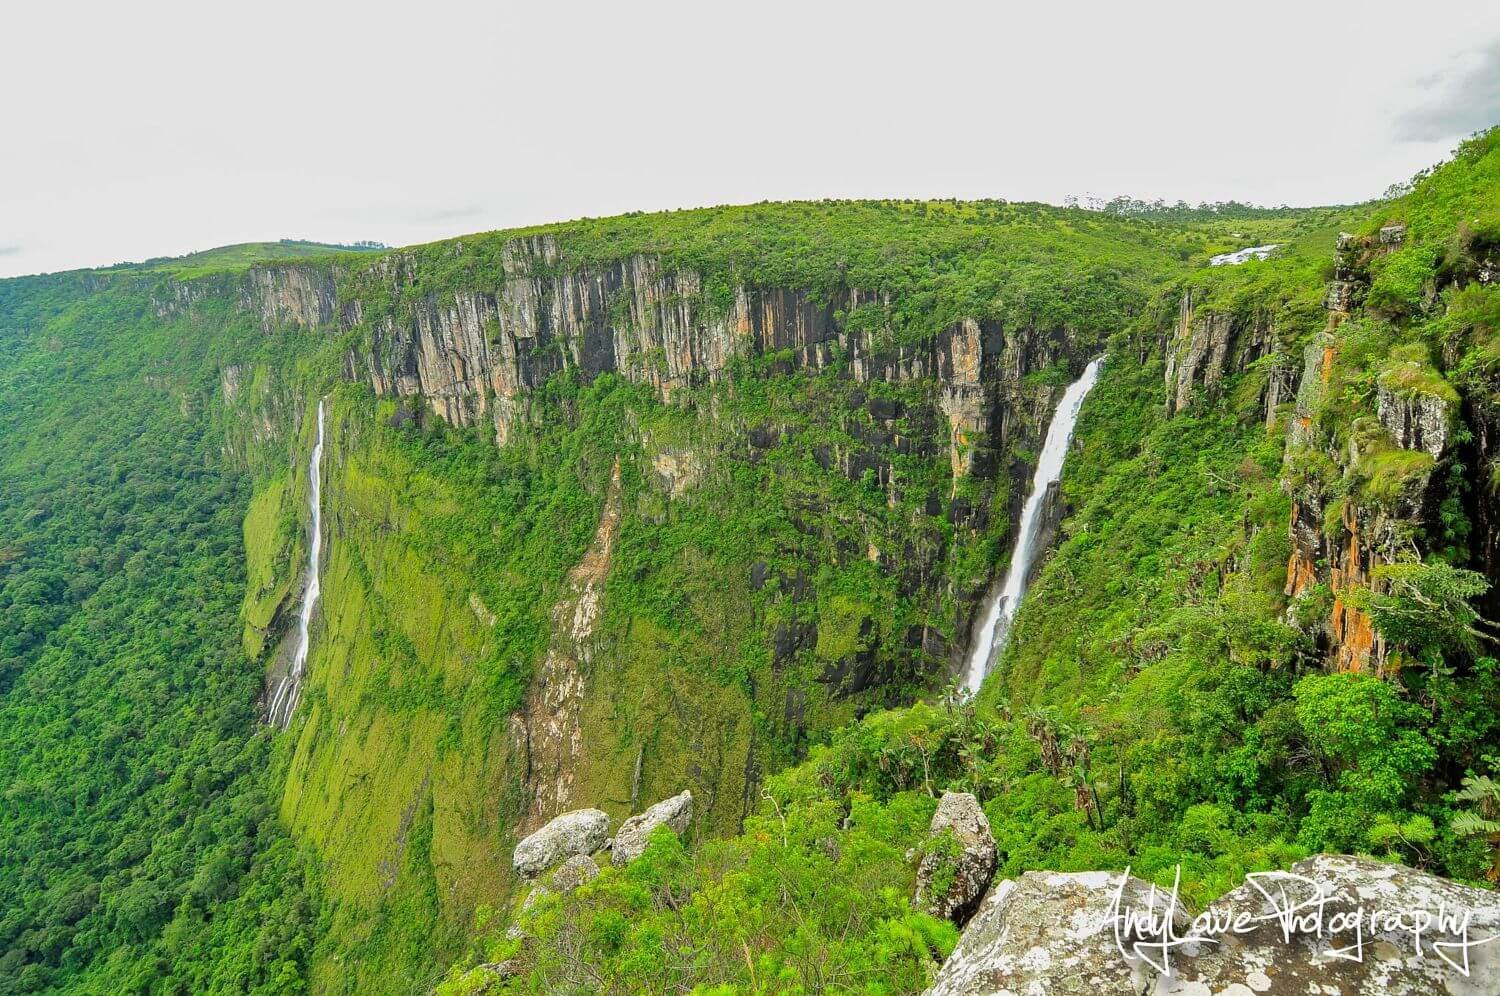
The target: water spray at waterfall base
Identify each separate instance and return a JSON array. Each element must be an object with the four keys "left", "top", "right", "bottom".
[
  {"left": 960, "top": 358, "right": 1103, "bottom": 697},
  {"left": 268, "top": 397, "right": 326, "bottom": 729}
]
